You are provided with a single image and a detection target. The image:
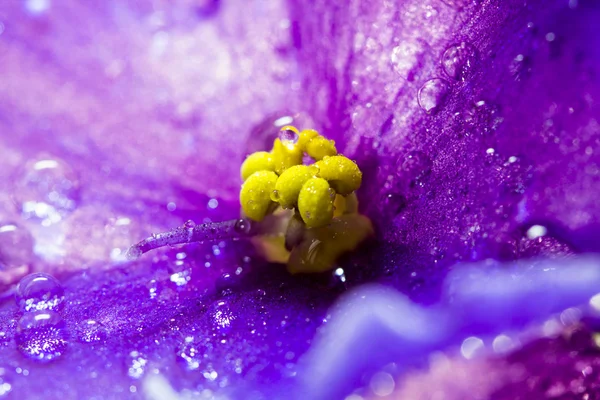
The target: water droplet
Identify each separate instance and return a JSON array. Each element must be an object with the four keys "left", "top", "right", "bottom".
[
  {"left": 183, "top": 220, "right": 196, "bottom": 229},
  {"left": 207, "top": 199, "right": 219, "bottom": 209},
  {"left": 518, "top": 228, "right": 573, "bottom": 258},
  {"left": 176, "top": 337, "right": 205, "bottom": 371},
  {"left": 0, "top": 372, "right": 11, "bottom": 398},
  {"left": 16, "top": 311, "right": 68, "bottom": 362},
  {"left": 210, "top": 300, "right": 235, "bottom": 332},
  {"left": 25, "top": 0, "right": 50, "bottom": 16},
  {"left": 76, "top": 319, "right": 108, "bottom": 343},
  {"left": 390, "top": 41, "right": 427, "bottom": 81},
  {"left": 0, "top": 223, "right": 33, "bottom": 285},
  {"left": 16, "top": 272, "right": 64, "bottom": 312},
  {"left": 170, "top": 269, "right": 191, "bottom": 286},
  {"left": 399, "top": 151, "right": 432, "bottom": 189},
  {"left": 508, "top": 54, "right": 532, "bottom": 81},
  {"left": 369, "top": 372, "right": 395, "bottom": 397},
  {"left": 245, "top": 112, "right": 315, "bottom": 155},
  {"left": 418, "top": 78, "right": 450, "bottom": 113},
  {"left": 460, "top": 336, "right": 484, "bottom": 359},
  {"left": 215, "top": 273, "right": 241, "bottom": 296},
  {"left": 526, "top": 225, "right": 547, "bottom": 239},
  {"left": 499, "top": 155, "right": 533, "bottom": 195},
  {"left": 331, "top": 267, "right": 347, "bottom": 285},
  {"left": 441, "top": 42, "right": 477, "bottom": 81},
  {"left": 271, "top": 190, "right": 281, "bottom": 202},
  {"left": 382, "top": 193, "right": 407, "bottom": 217},
  {"left": 463, "top": 100, "right": 504, "bottom": 135},
  {"left": 0, "top": 222, "right": 34, "bottom": 269},
  {"left": 278, "top": 127, "right": 299, "bottom": 146},
  {"left": 127, "top": 351, "right": 148, "bottom": 379},
  {"left": 234, "top": 219, "right": 251, "bottom": 235},
  {"left": 12, "top": 158, "right": 80, "bottom": 225}
]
